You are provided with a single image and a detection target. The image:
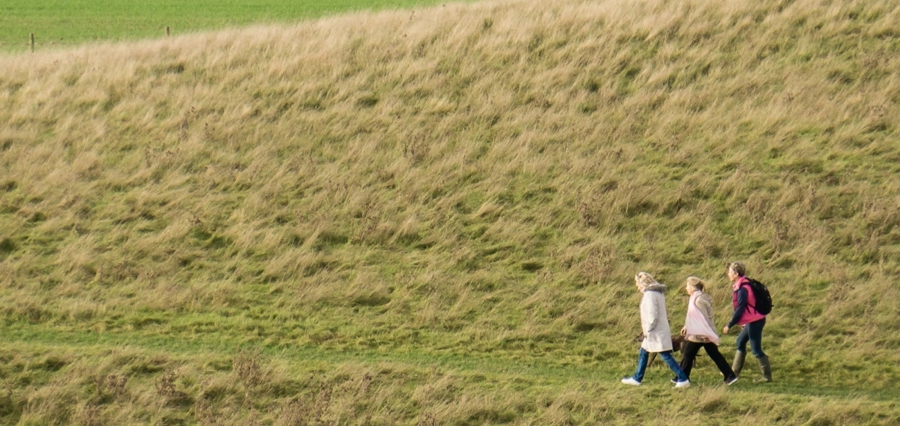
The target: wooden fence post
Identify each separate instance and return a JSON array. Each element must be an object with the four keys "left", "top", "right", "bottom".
[
  {"left": 166, "top": 26, "right": 170, "bottom": 37},
  {"left": 30, "top": 33, "right": 35, "bottom": 52}
]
